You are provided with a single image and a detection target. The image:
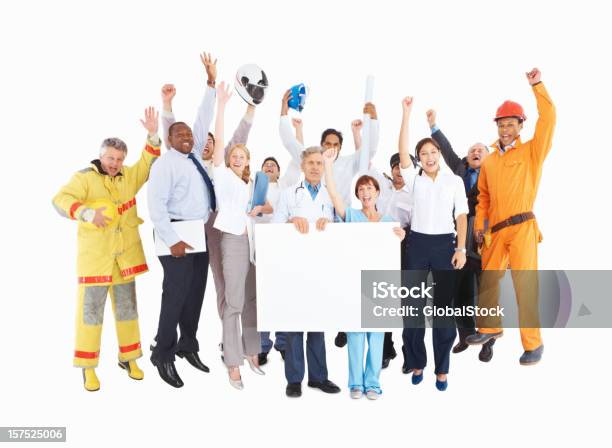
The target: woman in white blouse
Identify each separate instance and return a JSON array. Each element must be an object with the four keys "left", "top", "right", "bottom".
[
  {"left": 213, "top": 82, "right": 272, "bottom": 389},
  {"left": 398, "top": 96, "right": 468, "bottom": 392}
]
